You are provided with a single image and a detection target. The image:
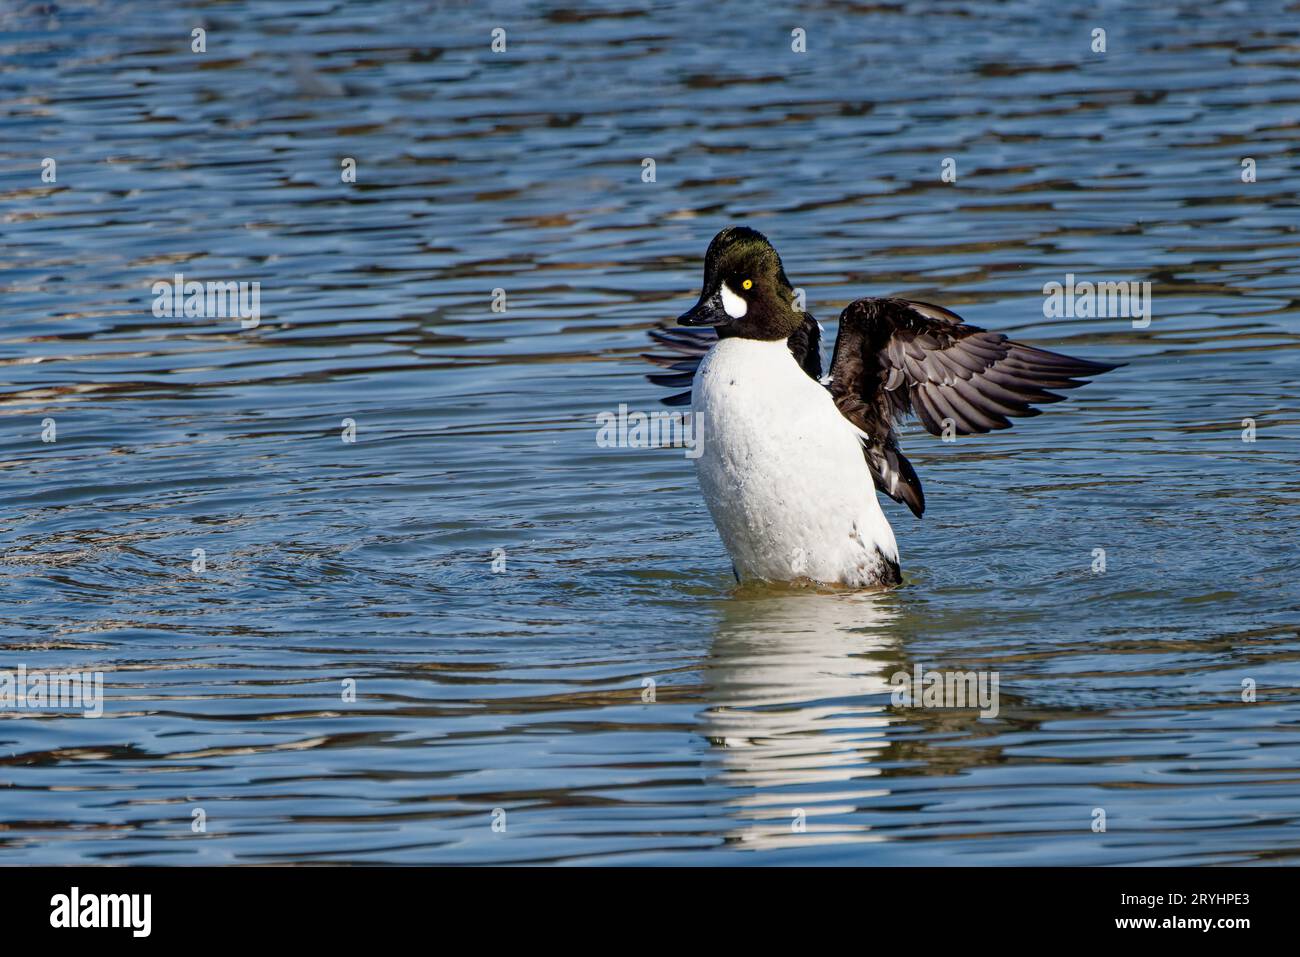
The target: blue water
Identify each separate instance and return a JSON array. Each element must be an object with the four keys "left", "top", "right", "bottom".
[{"left": 1, "top": 0, "right": 1297, "bottom": 864}]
